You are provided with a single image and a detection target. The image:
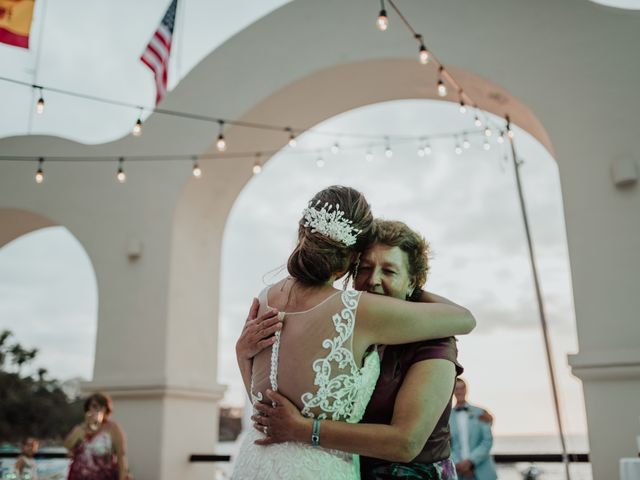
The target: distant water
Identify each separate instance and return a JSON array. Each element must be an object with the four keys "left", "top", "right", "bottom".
[
  {"left": 494, "top": 434, "right": 591, "bottom": 480},
  {"left": 1, "top": 436, "right": 592, "bottom": 479}
]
